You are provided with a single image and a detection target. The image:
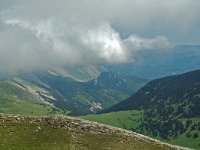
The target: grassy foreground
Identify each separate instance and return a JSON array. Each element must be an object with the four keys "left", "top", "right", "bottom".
[
  {"left": 80, "top": 110, "right": 143, "bottom": 130},
  {"left": 0, "top": 114, "right": 185, "bottom": 150}
]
